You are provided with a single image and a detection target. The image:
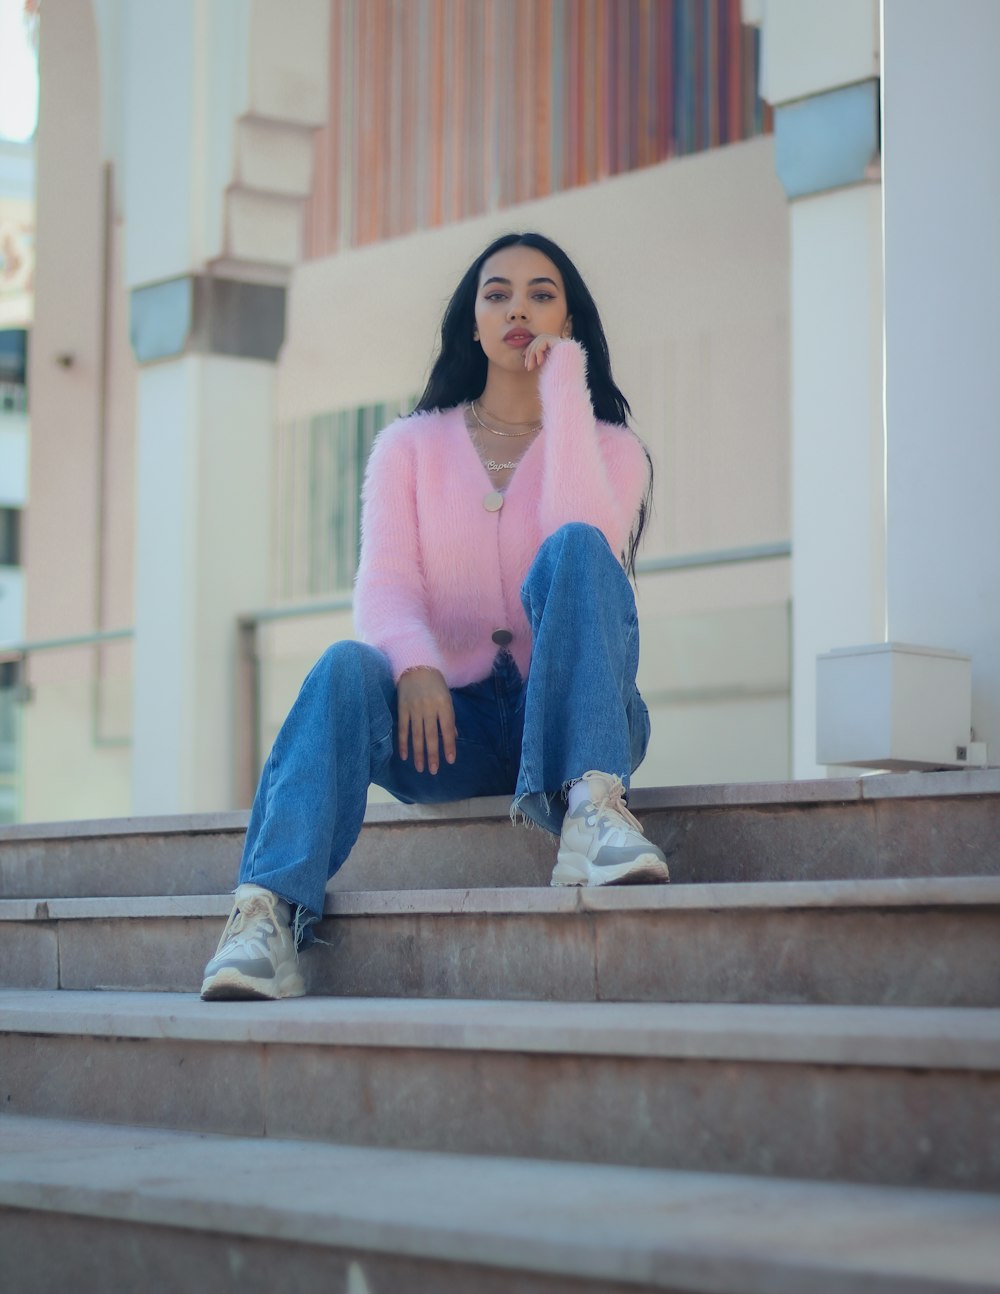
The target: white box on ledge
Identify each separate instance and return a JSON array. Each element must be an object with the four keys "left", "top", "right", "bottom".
[{"left": 816, "top": 643, "right": 974, "bottom": 771}]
